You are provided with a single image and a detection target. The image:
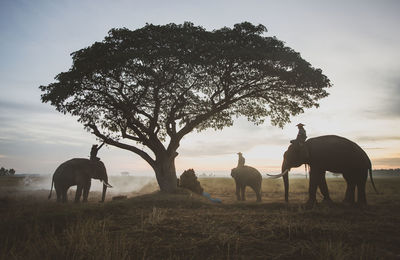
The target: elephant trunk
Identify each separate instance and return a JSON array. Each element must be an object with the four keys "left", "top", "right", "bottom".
[
  {"left": 101, "top": 183, "right": 107, "bottom": 202},
  {"left": 282, "top": 162, "right": 290, "bottom": 202},
  {"left": 100, "top": 176, "right": 112, "bottom": 202}
]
